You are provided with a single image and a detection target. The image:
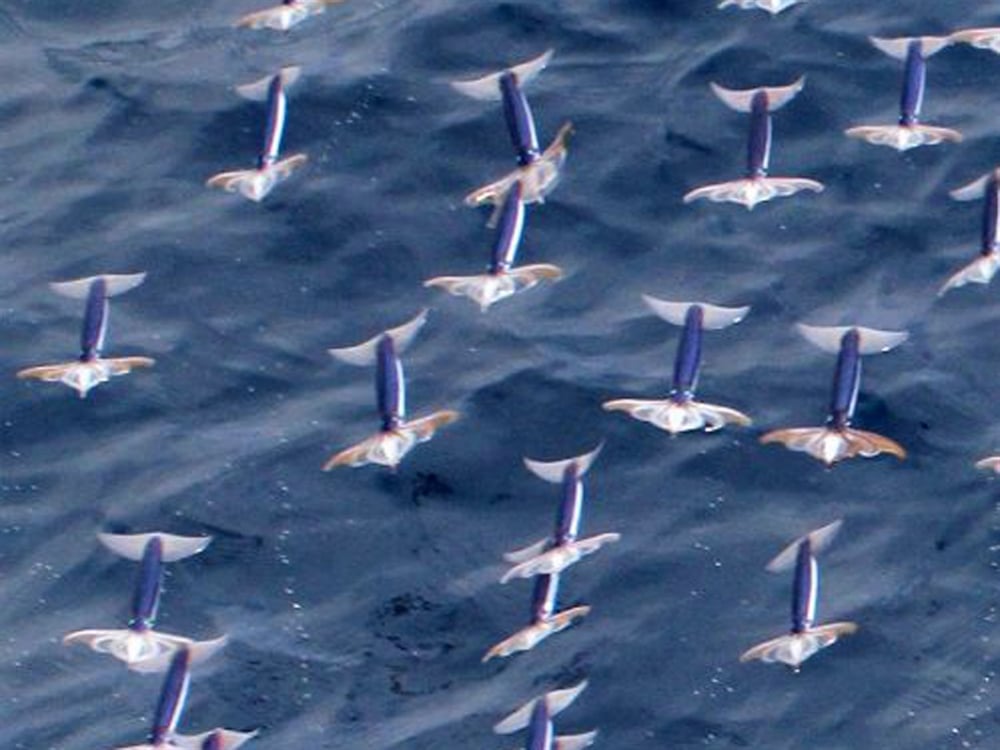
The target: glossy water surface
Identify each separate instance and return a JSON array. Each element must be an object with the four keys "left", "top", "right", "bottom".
[{"left": 1, "top": 1, "right": 999, "bottom": 749}]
